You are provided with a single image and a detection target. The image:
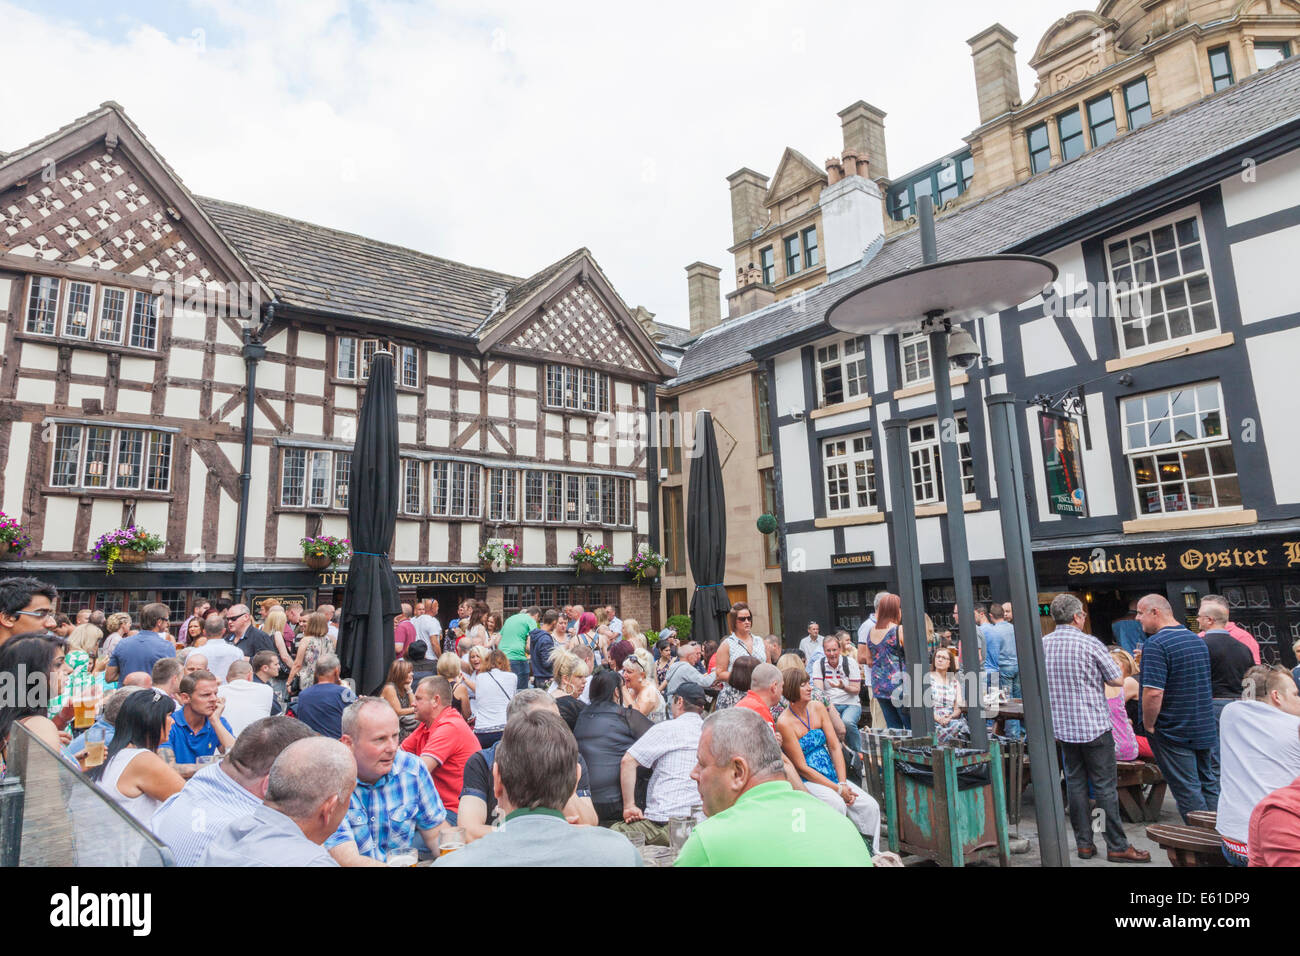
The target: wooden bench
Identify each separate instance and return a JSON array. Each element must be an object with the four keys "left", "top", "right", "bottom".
[
  {"left": 1116, "top": 760, "right": 1166, "bottom": 823},
  {"left": 1145, "top": 823, "right": 1229, "bottom": 867},
  {"left": 1186, "top": 810, "right": 1218, "bottom": 831}
]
